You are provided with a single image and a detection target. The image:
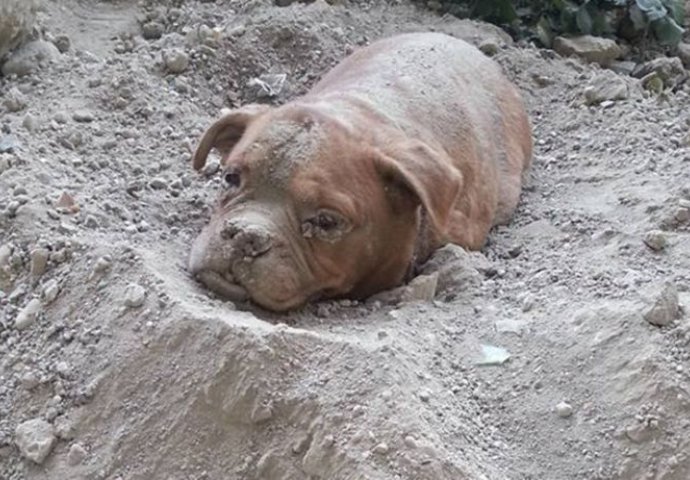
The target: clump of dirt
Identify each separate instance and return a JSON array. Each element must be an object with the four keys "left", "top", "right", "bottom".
[{"left": 1, "top": 0, "right": 689, "bottom": 479}]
